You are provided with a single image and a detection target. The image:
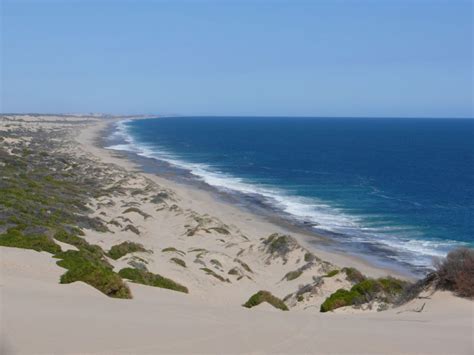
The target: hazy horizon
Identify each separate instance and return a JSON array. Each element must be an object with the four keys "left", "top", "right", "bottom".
[{"left": 1, "top": 0, "right": 473, "bottom": 118}]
